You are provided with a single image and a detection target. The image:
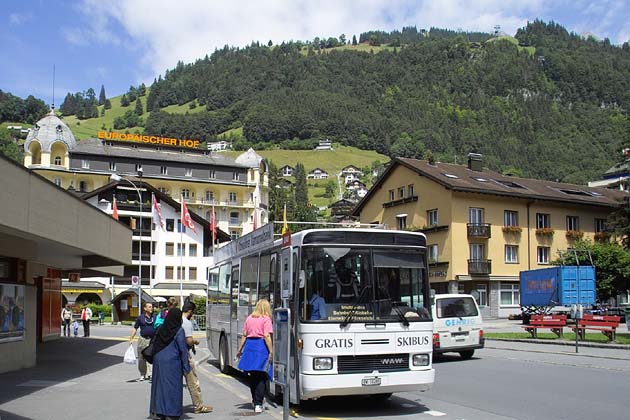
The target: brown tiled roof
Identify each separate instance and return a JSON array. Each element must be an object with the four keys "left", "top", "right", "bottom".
[{"left": 352, "top": 158, "right": 628, "bottom": 215}]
